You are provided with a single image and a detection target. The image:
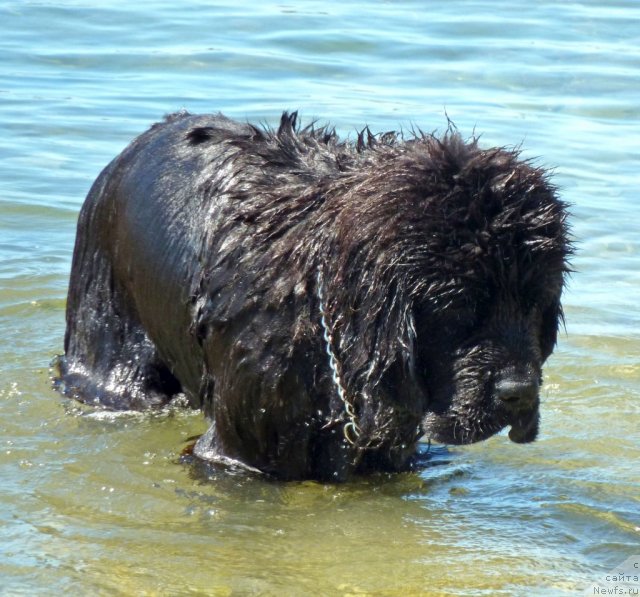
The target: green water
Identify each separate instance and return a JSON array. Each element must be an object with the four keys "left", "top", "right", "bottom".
[{"left": 1, "top": 1, "right": 639, "bottom": 595}]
